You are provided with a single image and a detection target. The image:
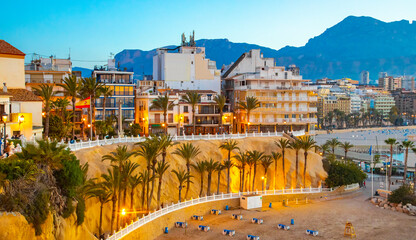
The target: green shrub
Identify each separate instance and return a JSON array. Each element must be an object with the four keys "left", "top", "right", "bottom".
[
  {"left": 54, "top": 155, "right": 84, "bottom": 198},
  {"left": 76, "top": 198, "right": 85, "bottom": 225},
  {"left": 0, "top": 157, "right": 37, "bottom": 181},
  {"left": 325, "top": 160, "right": 366, "bottom": 188},
  {"left": 388, "top": 184, "right": 416, "bottom": 205},
  {"left": 62, "top": 197, "right": 75, "bottom": 219},
  {"left": 24, "top": 189, "right": 50, "bottom": 235},
  {"left": 7, "top": 139, "right": 22, "bottom": 146}
]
